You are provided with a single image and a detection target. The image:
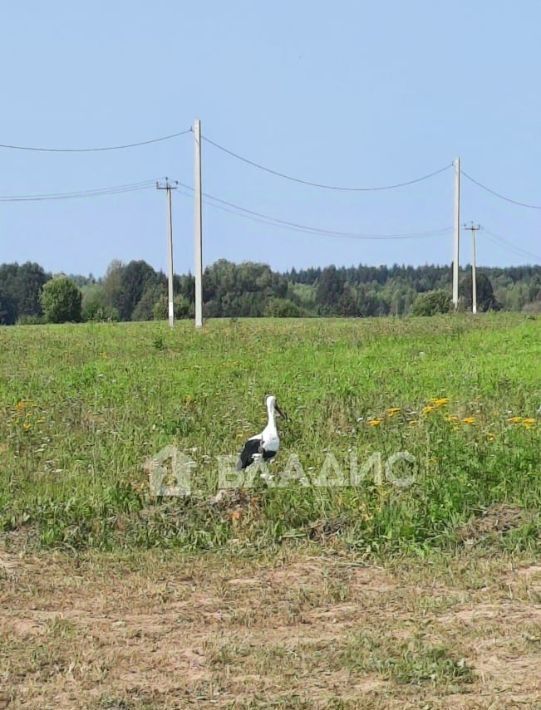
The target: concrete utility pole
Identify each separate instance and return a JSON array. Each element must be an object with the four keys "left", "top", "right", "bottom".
[
  {"left": 452, "top": 157, "right": 461, "bottom": 309},
  {"left": 156, "top": 178, "right": 178, "bottom": 328},
  {"left": 193, "top": 118, "right": 203, "bottom": 328},
  {"left": 464, "top": 222, "right": 481, "bottom": 314}
]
